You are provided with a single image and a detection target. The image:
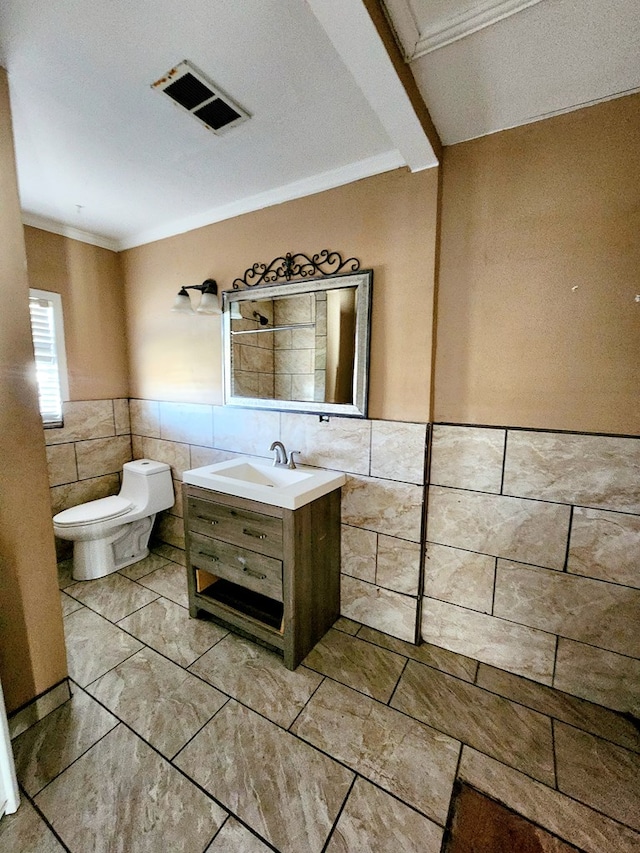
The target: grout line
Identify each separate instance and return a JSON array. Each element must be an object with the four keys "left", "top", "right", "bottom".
[
  {"left": 287, "top": 675, "right": 326, "bottom": 732},
  {"left": 16, "top": 784, "right": 74, "bottom": 852},
  {"left": 499, "top": 429, "right": 508, "bottom": 495},
  {"left": 490, "top": 557, "right": 498, "bottom": 616},
  {"left": 562, "top": 505, "right": 574, "bottom": 572},
  {"left": 387, "top": 656, "right": 410, "bottom": 707},
  {"left": 319, "top": 775, "right": 357, "bottom": 853}
]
